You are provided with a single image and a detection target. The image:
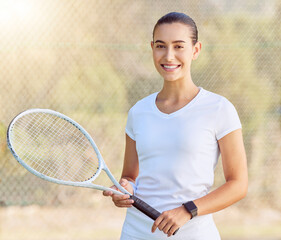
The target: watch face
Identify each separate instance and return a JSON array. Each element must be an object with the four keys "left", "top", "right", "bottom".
[{"left": 184, "top": 201, "right": 198, "bottom": 218}]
